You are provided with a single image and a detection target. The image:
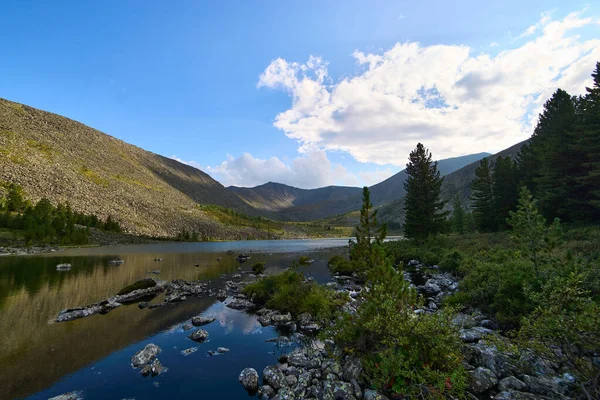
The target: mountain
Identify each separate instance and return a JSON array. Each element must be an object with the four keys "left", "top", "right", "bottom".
[
  {"left": 229, "top": 152, "right": 490, "bottom": 221},
  {"left": 0, "top": 98, "right": 267, "bottom": 238},
  {"left": 228, "top": 182, "right": 362, "bottom": 212},
  {"left": 377, "top": 141, "right": 528, "bottom": 228}
]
